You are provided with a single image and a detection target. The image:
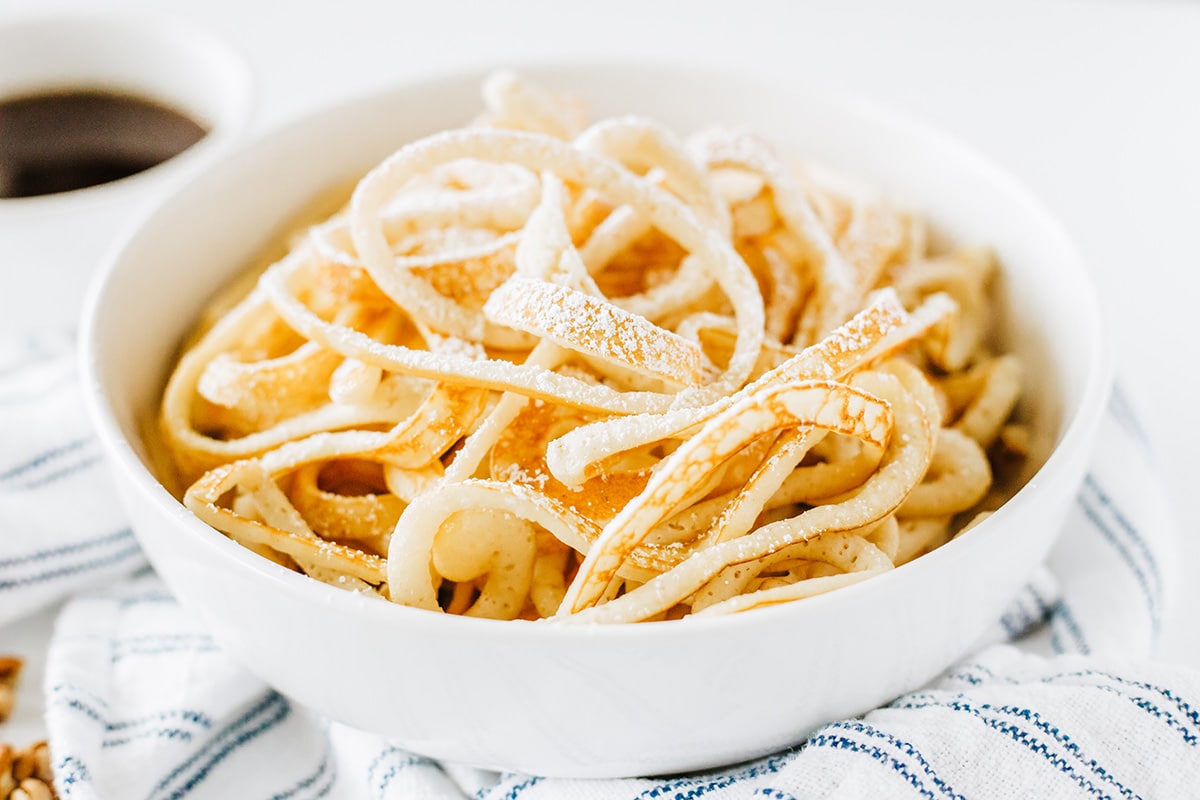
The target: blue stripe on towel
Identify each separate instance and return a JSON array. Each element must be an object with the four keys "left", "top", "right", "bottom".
[
  {"left": 998, "top": 607, "right": 1022, "bottom": 640},
  {"left": 49, "top": 682, "right": 112, "bottom": 710},
  {"left": 814, "top": 720, "right": 964, "bottom": 799},
  {"left": 944, "top": 669, "right": 985, "bottom": 686},
  {"left": 53, "top": 755, "right": 92, "bottom": 791},
  {"left": 0, "top": 540, "right": 142, "bottom": 592},
  {"left": 108, "top": 709, "right": 214, "bottom": 733},
  {"left": 102, "top": 589, "right": 177, "bottom": 608},
  {"left": 1024, "top": 582, "right": 1055, "bottom": 637},
  {"left": 55, "top": 695, "right": 105, "bottom": 724},
  {"left": 805, "top": 734, "right": 939, "bottom": 799},
  {"left": 1006, "top": 581, "right": 1063, "bottom": 651},
  {"left": 0, "top": 527, "right": 134, "bottom": 572},
  {"left": 896, "top": 695, "right": 1136, "bottom": 799},
  {"left": 1081, "top": 475, "right": 1163, "bottom": 629},
  {"left": 117, "top": 591, "right": 176, "bottom": 608},
  {"left": 148, "top": 691, "right": 292, "bottom": 800},
  {"left": 939, "top": 664, "right": 1200, "bottom": 744},
  {"left": 1076, "top": 685, "right": 1196, "bottom": 747},
  {"left": 1106, "top": 387, "right": 1150, "bottom": 445},
  {"left": 1077, "top": 494, "right": 1160, "bottom": 634},
  {"left": 635, "top": 750, "right": 797, "bottom": 799},
  {"left": 1039, "top": 672, "right": 1199, "bottom": 746},
  {"left": 110, "top": 634, "right": 219, "bottom": 663},
  {"left": 51, "top": 684, "right": 214, "bottom": 745},
  {"left": 377, "top": 755, "right": 441, "bottom": 798},
  {"left": 998, "top": 587, "right": 1051, "bottom": 641},
  {"left": 493, "top": 776, "right": 541, "bottom": 799},
  {"left": 1052, "top": 671, "right": 1200, "bottom": 732},
  {"left": 103, "top": 726, "right": 204, "bottom": 749},
  {"left": 1083, "top": 477, "right": 1161, "bottom": 587},
  {"left": 1049, "top": 600, "right": 1090, "bottom": 655},
  {"left": 0, "top": 437, "right": 90, "bottom": 482},
  {"left": 271, "top": 727, "right": 336, "bottom": 800},
  {"left": 367, "top": 747, "right": 440, "bottom": 799},
  {"left": 18, "top": 453, "right": 105, "bottom": 491}
]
